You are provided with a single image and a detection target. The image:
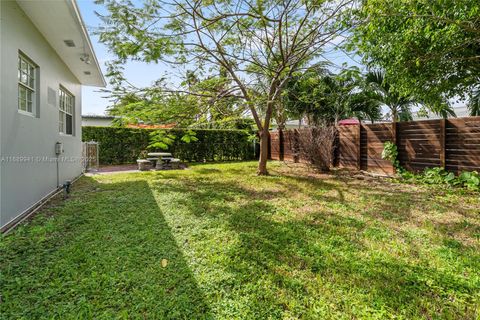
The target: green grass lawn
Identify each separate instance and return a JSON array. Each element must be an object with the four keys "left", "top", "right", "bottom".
[{"left": 1, "top": 162, "right": 479, "bottom": 319}]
